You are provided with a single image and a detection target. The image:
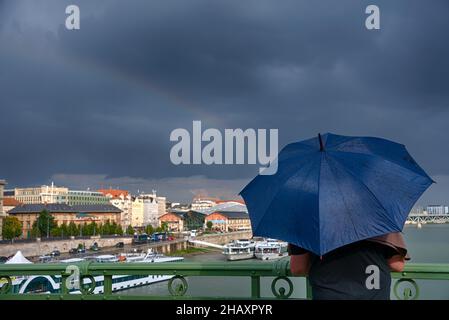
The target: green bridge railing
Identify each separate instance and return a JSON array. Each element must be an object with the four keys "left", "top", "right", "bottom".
[{"left": 0, "top": 260, "right": 448, "bottom": 300}]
